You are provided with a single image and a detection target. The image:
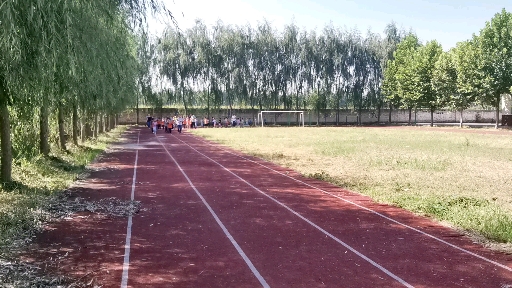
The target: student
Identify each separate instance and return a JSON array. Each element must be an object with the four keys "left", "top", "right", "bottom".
[
  {"left": 167, "top": 118, "right": 173, "bottom": 133},
  {"left": 177, "top": 115, "right": 184, "bottom": 133},
  {"left": 152, "top": 119, "right": 157, "bottom": 134},
  {"left": 191, "top": 115, "right": 196, "bottom": 129},
  {"left": 146, "top": 114, "right": 152, "bottom": 128},
  {"left": 212, "top": 117, "right": 217, "bottom": 128}
]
